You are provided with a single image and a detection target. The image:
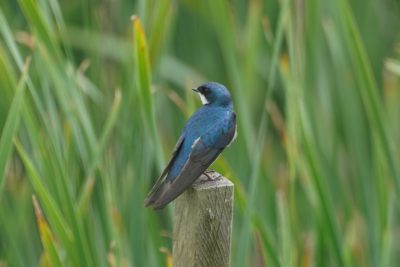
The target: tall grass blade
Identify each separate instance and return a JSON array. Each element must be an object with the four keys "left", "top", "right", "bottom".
[
  {"left": 132, "top": 15, "right": 164, "bottom": 170},
  {"left": 235, "top": 0, "right": 290, "bottom": 265},
  {"left": 32, "top": 195, "right": 63, "bottom": 267},
  {"left": 0, "top": 57, "right": 30, "bottom": 192},
  {"left": 277, "top": 191, "right": 293, "bottom": 267}
]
